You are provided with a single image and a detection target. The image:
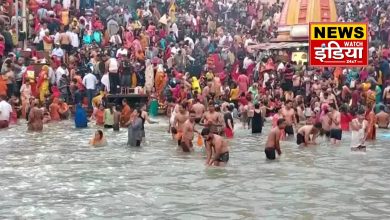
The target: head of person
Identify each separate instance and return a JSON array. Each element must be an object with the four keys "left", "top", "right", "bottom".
[
  {"left": 285, "top": 100, "right": 293, "bottom": 109},
  {"left": 189, "top": 110, "right": 196, "bottom": 123},
  {"left": 356, "top": 108, "right": 366, "bottom": 121},
  {"left": 95, "top": 130, "right": 104, "bottom": 140},
  {"left": 122, "top": 99, "right": 128, "bottom": 106},
  {"left": 201, "top": 127, "right": 213, "bottom": 141},
  {"left": 328, "top": 103, "right": 337, "bottom": 112},
  {"left": 313, "top": 122, "right": 323, "bottom": 135},
  {"left": 135, "top": 108, "right": 142, "bottom": 118},
  {"left": 277, "top": 118, "right": 286, "bottom": 130},
  {"left": 254, "top": 103, "right": 260, "bottom": 109},
  {"left": 208, "top": 103, "right": 215, "bottom": 113},
  {"left": 179, "top": 103, "right": 186, "bottom": 113},
  {"left": 379, "top": 105, "right": 386, "bottom": 112}
]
